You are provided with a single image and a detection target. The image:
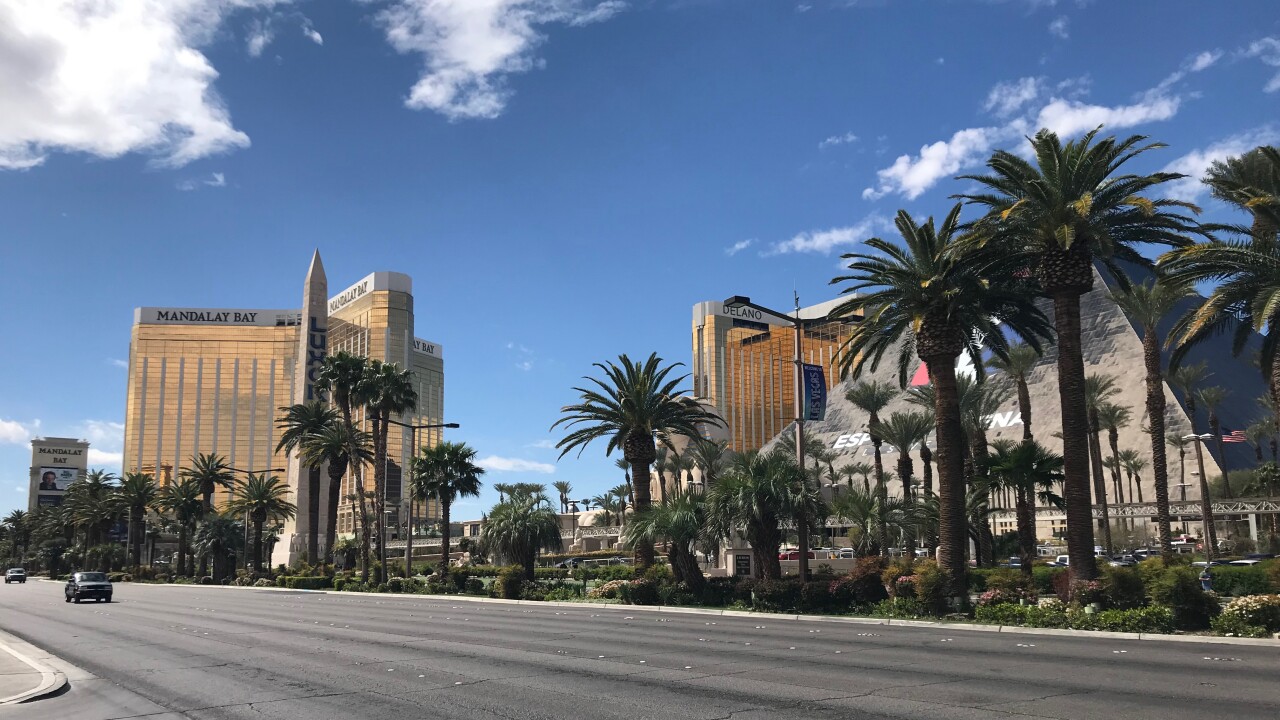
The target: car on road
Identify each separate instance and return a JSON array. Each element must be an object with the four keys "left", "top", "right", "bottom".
[
  {"left": 65, "top": 571, "right": 113, "bottom": 603},
  {"left": 4, "top": 568, "right": 25, "bottom": 584},
  {"left": 1190, "top": 560, "right": 1228, "bottom": 568},
  {"left": 1227, "top": 559, "right": 1263, "bottom": 566},
  {"left": 778, "top": 551, "right": 816, "bottom": 560},
  {"left": 554, "top": 557, "right": 587, "bottom": 569}
]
